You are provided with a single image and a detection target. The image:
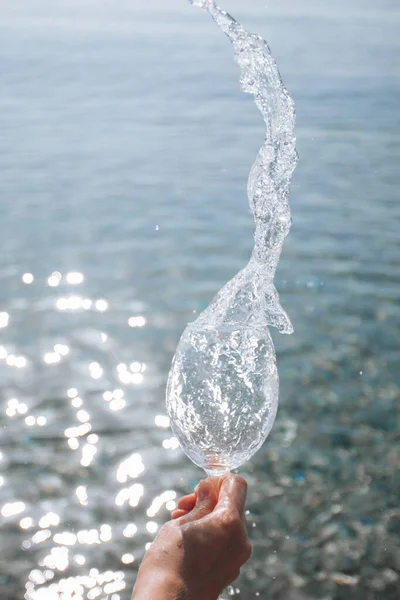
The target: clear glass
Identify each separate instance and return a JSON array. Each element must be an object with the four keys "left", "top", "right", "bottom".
[{"left": 167, "top": 321, "right": 279, "bottom": 476}]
